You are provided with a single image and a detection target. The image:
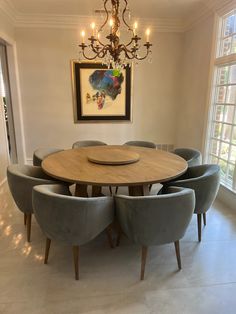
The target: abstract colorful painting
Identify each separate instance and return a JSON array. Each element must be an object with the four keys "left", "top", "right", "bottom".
[{"left": 71, "top": 62, "right": 131, "bottom": 122}]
